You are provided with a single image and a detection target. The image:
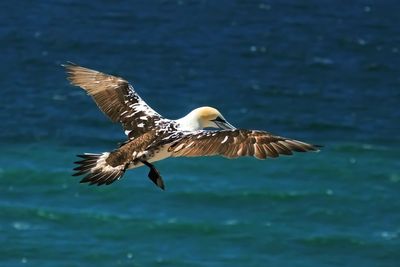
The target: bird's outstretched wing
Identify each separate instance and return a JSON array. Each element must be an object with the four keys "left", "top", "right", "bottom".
[
  {"left": 64, "top": 63, "right": 163, "bottom": 139},
  {"left": 169, "top": 129, "right": 319, "bottom": 159}
]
